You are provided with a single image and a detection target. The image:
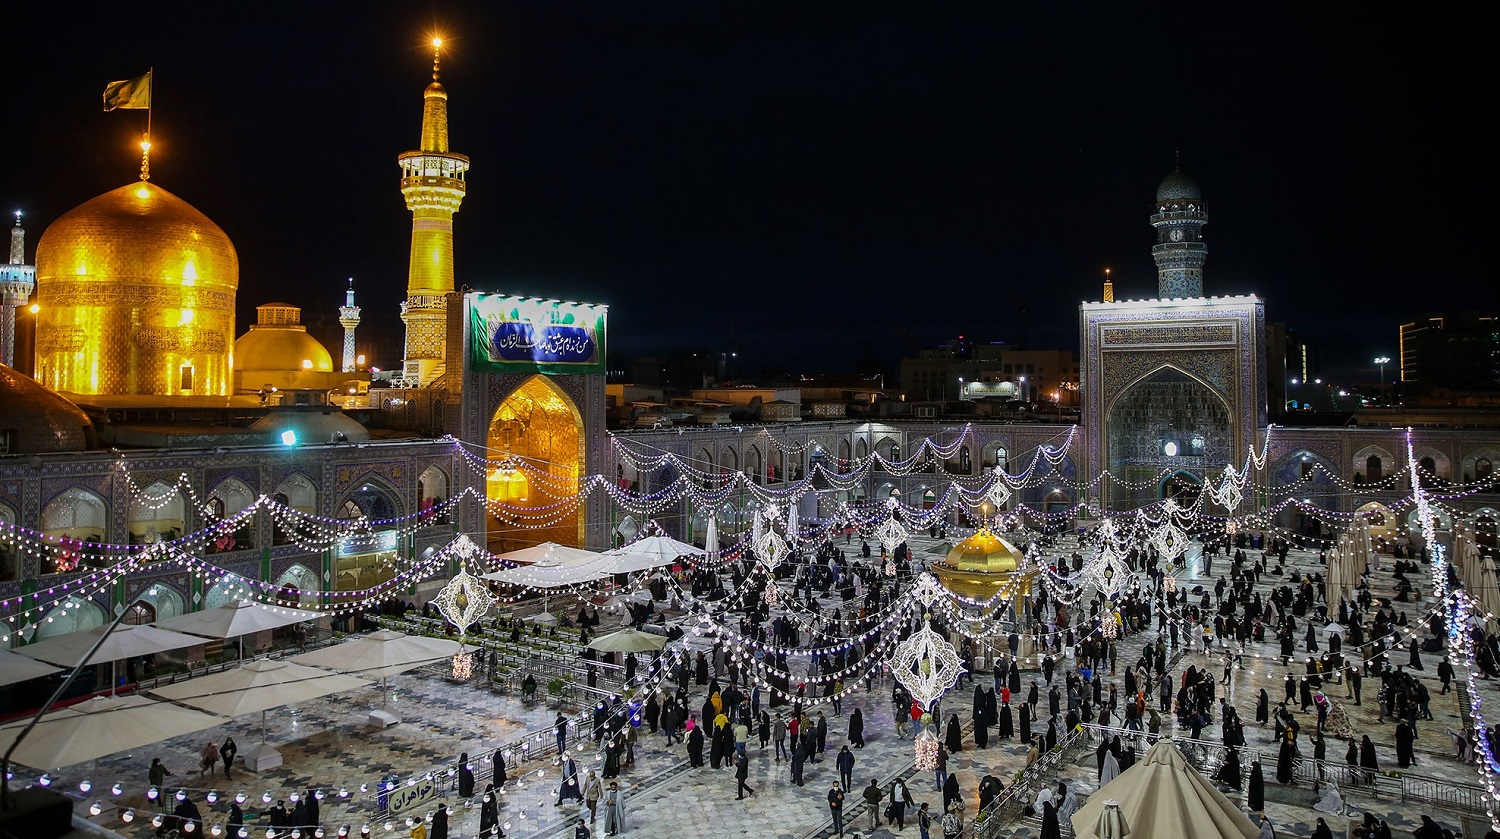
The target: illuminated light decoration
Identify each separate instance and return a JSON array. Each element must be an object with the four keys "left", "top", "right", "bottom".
[
  {"left": 1101, "top": 610, "right": 1120, "bottom": 640},
  {"left": 888, "top": 613, "right": 965, "bottom": 712},
  {"left": 885, "top": 559, "right": 896, "bottom": 578},
  {"left": 913, "top": 726, "right": 940, "bottom": 770},
  {"left": 986, "top": 467, "right": 1012, "bottom": 510},
  {"left": 451, "top": 652, "right": 473, "bottom": 680},
  {"left": 762, "top": 579, "right": 780, "bottom": 606},
  {"left": 874, "top": 504, "right": 909, "bottom": 555},
  {"left": 1163, "top": 574, "right": 1178, "bottom": 594},
  {"left": 432, "top": 549, "right": 498, "bottom": 636},
  {"left": 1214, "top": 463, "right": 1244, "bottom": 510},
  {"left": 1149, "top": 501, "right": 1189, "bottom": 563}
]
